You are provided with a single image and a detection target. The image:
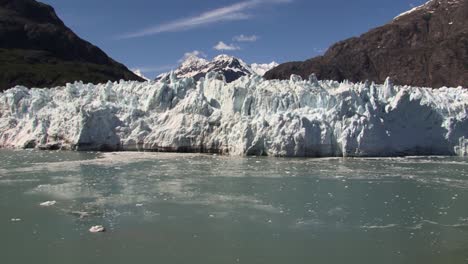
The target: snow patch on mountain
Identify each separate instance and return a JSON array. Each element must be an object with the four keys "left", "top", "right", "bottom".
[
  {"left": 393, "top": 0, "right": 460, "bottom": 20},
  {"left": 132, "top": 69, "right": 150, "bottom": 81},
  {"left": 1, "top": 74, "right": 467, "bottom": 157},
  {"left": 175, "top": 55, "right": 209, "bottom": 78},
  {"left": 394, "top": 0, "right": 434, "bottom": 20}
]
